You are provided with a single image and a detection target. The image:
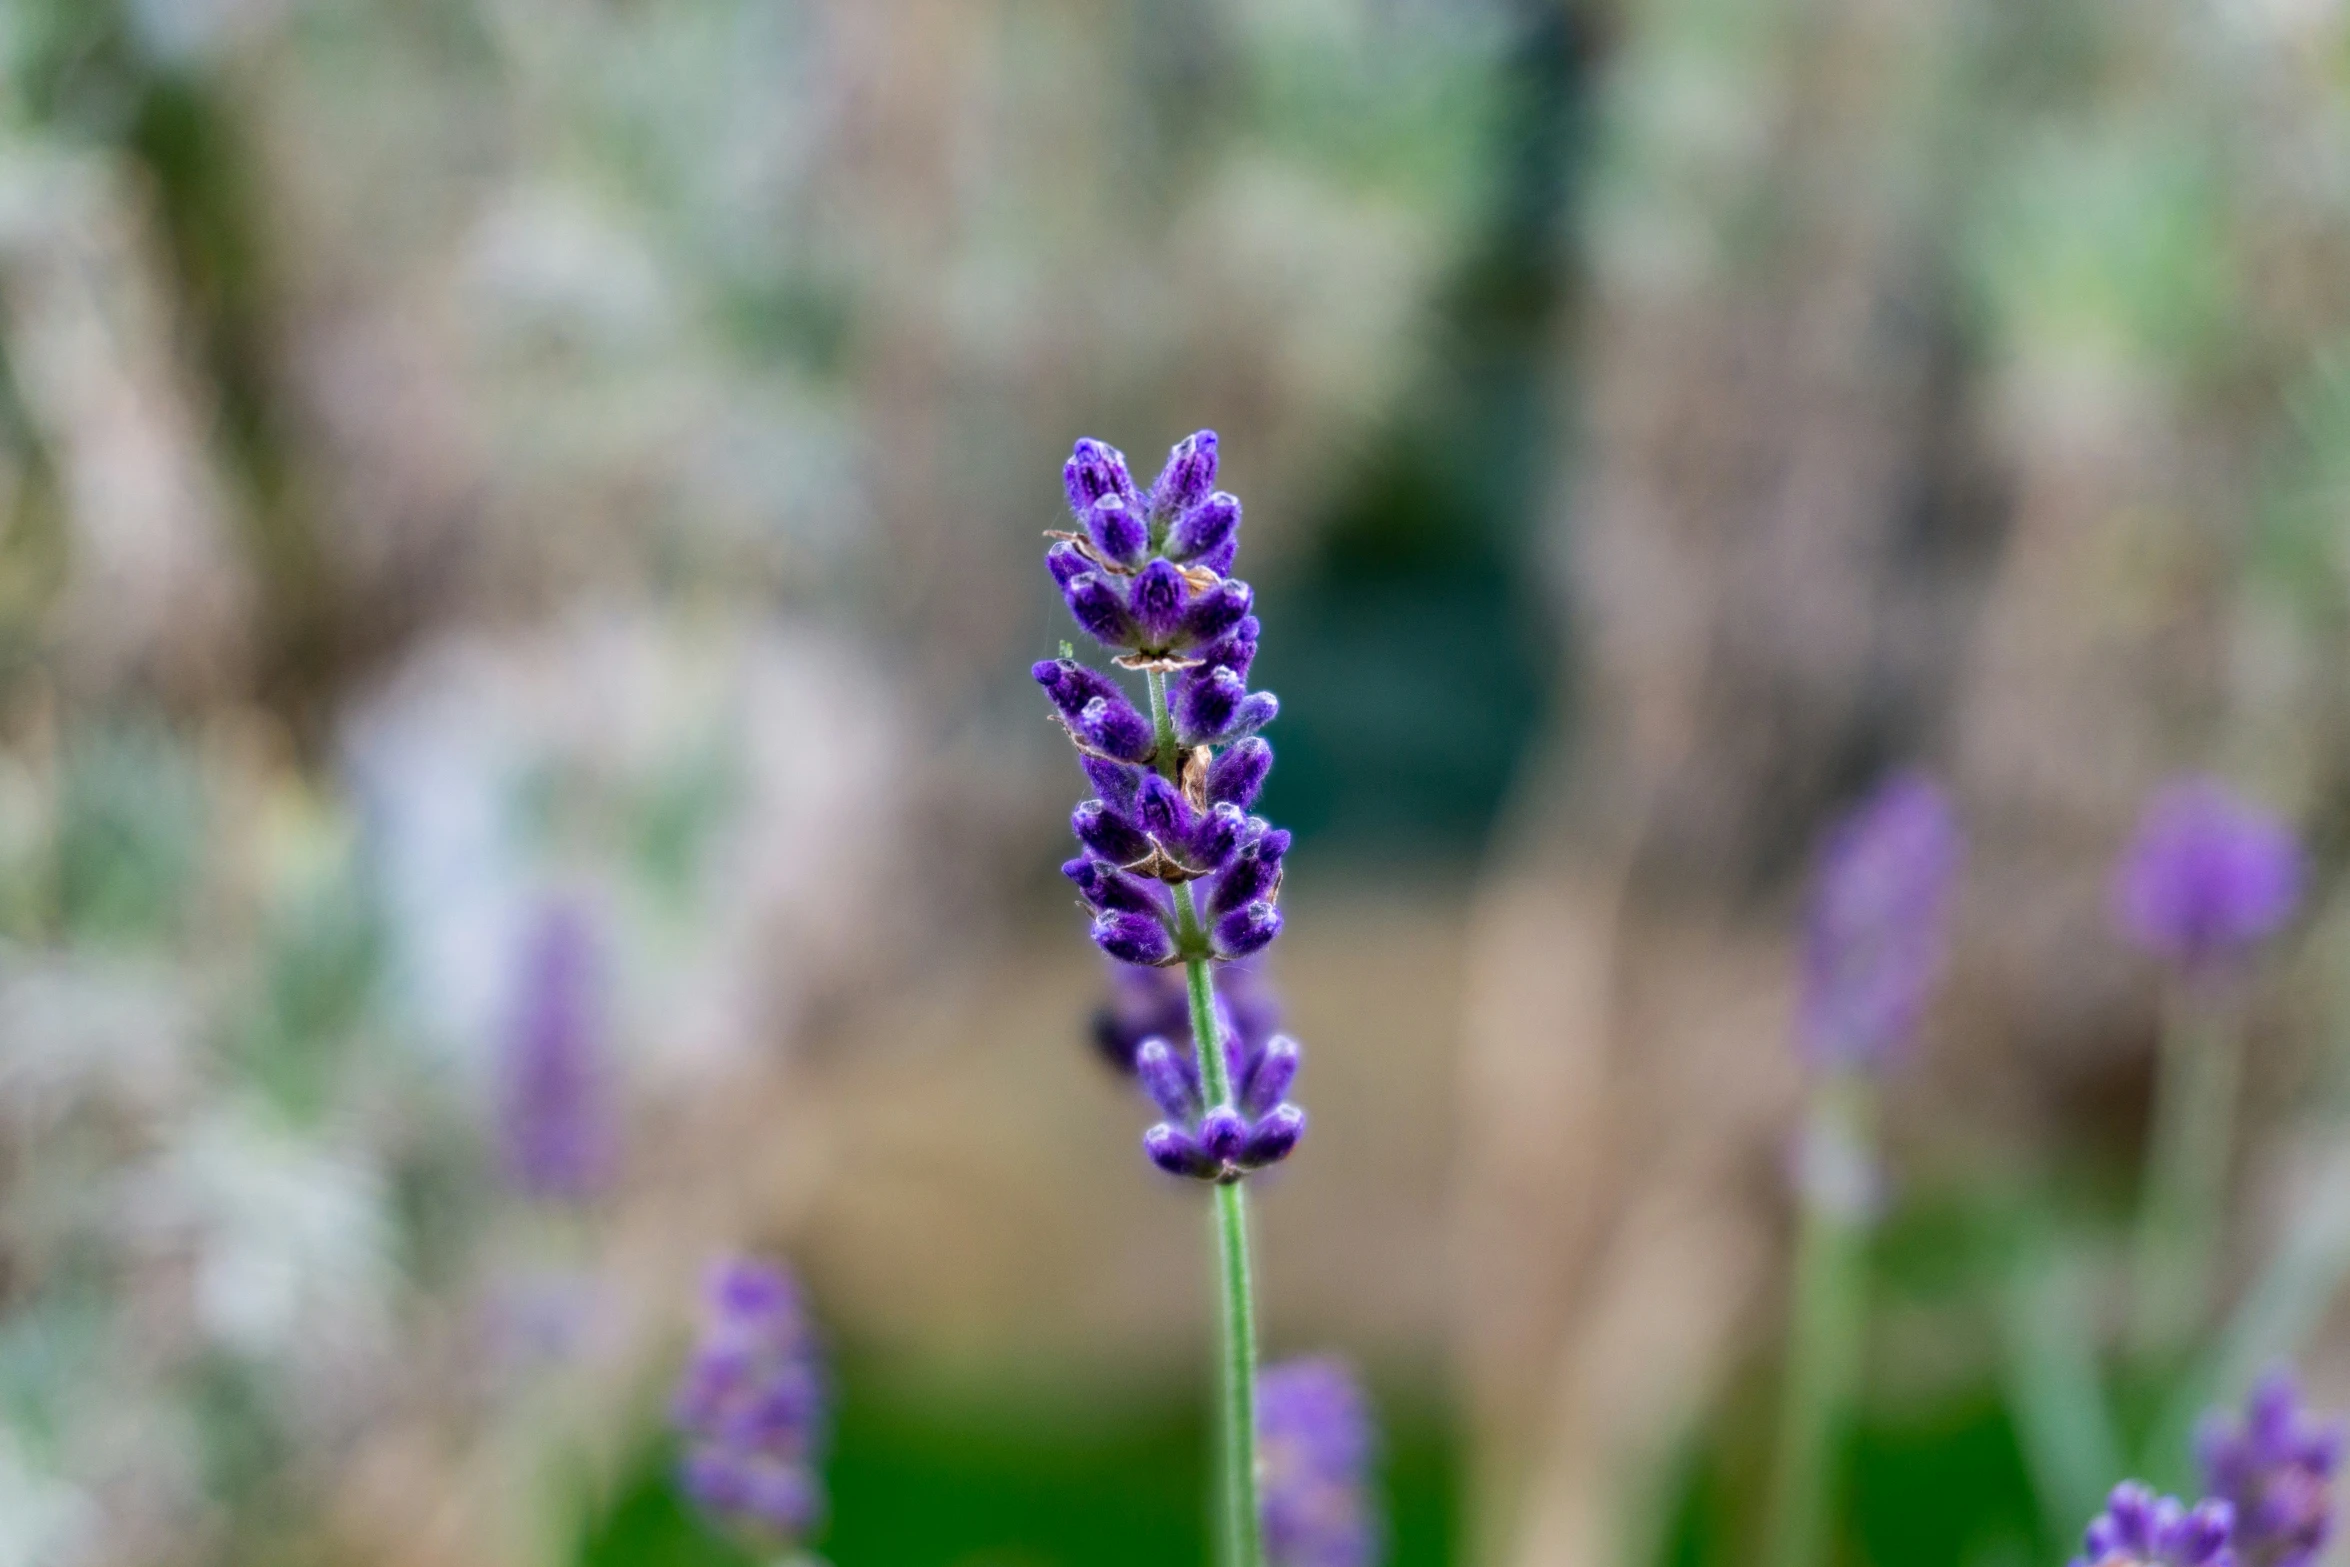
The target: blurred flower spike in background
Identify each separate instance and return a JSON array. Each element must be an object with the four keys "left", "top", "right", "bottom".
[
  {"left": 1797, "top": 772, "right": 1965, "bottom": 1074},
  {"left": 672, "top": 1257, "right": 830, "bottom": 1553},
  {"left": 1259, "top": 1357, "right": 1382, "bottom": 1567},
  {"left": 2072, "top": 1483, "right": 2237, "bottom": 1567},
  {"left": 2114, "top": 780, "right": 2304, "bottom": 975},
  {"left": 497, "top": 897, "right": 614, "bottom": 1203},
  {"left": 2199, "top": 1371, "right": 2344, "bottom": 1567}
]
